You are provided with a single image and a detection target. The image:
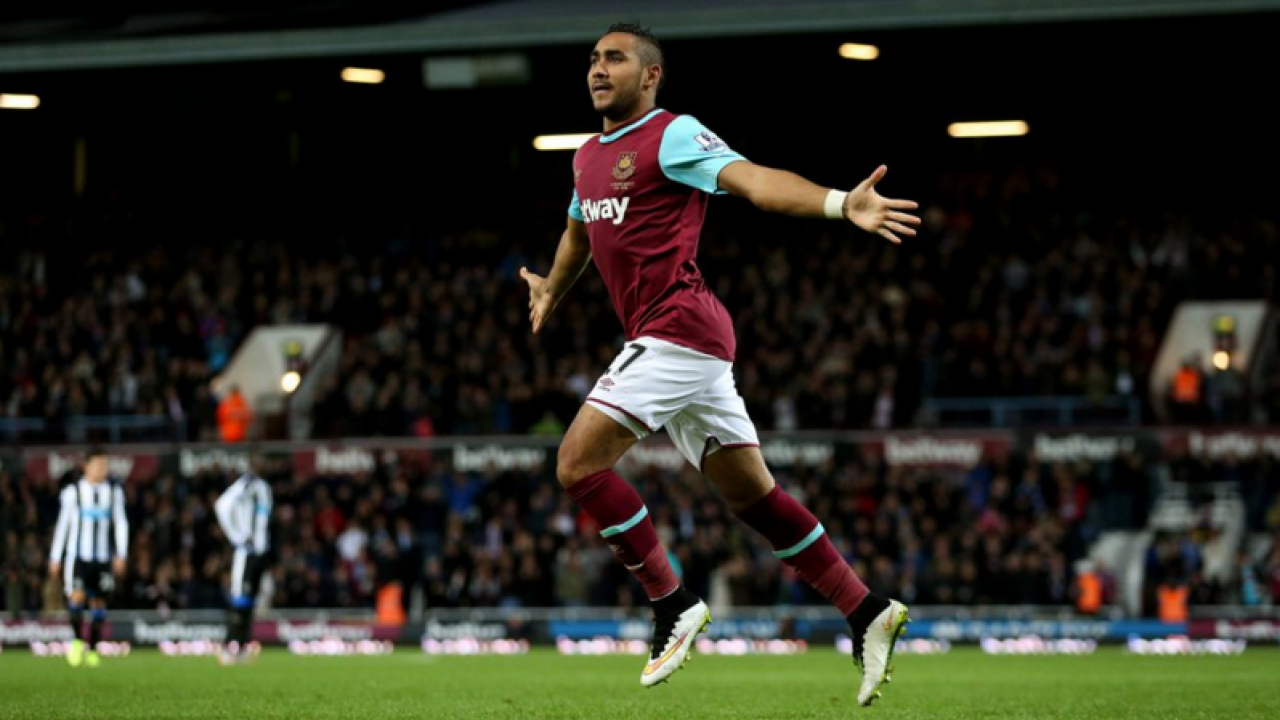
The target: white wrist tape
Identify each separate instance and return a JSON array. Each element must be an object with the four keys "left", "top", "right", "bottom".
[{"left": 824, "top": 190, "right": 848, "bottom": 219}]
